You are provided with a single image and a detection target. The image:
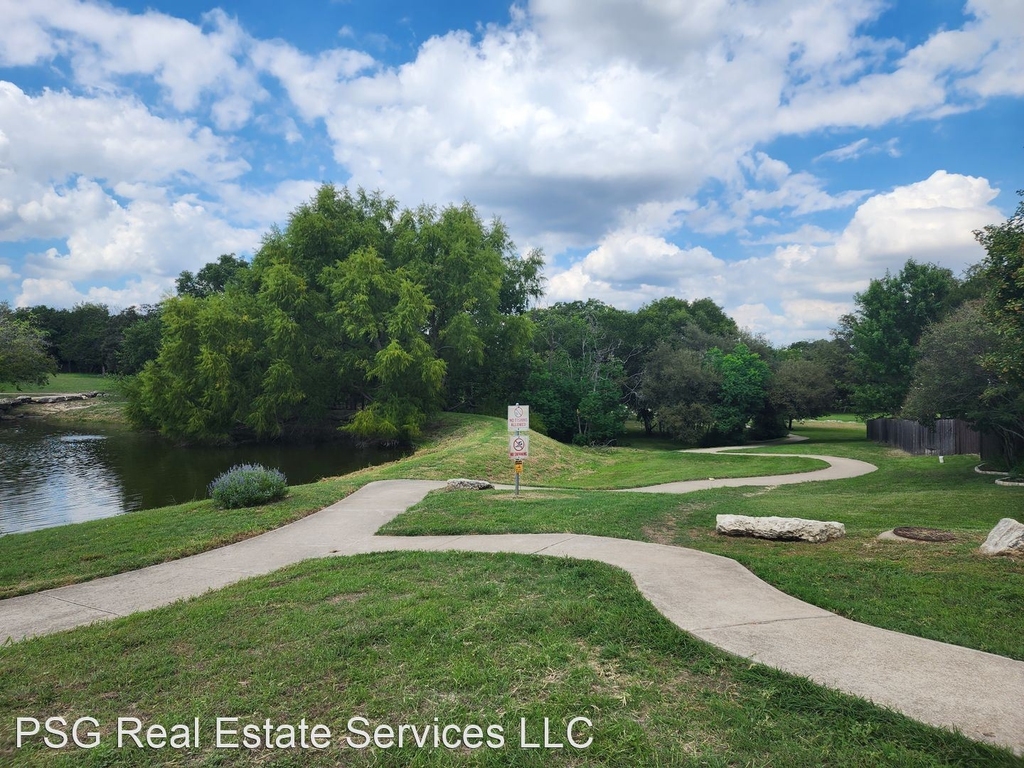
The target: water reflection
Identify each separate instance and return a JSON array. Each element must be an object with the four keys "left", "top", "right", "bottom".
[{"left": 0, "top": 420, "right": 407, "bottom": 535}]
